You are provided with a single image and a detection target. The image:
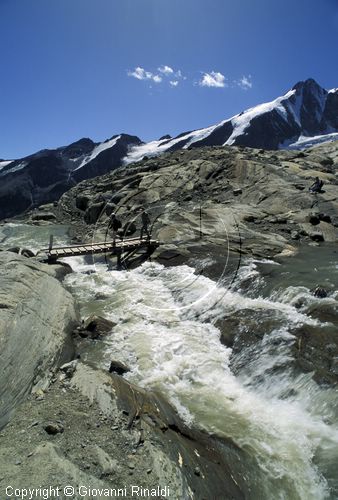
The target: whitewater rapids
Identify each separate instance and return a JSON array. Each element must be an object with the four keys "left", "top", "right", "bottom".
[{"left": 65, "top": 256, "right": 338, "bottom": 500}]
